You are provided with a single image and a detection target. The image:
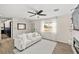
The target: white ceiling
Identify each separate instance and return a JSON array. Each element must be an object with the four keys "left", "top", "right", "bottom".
[{"left": 0, "top": 4, "right": 78, "bottom": 20}]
